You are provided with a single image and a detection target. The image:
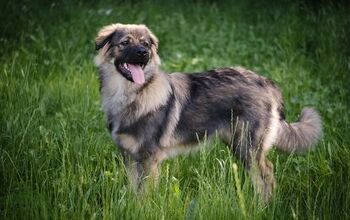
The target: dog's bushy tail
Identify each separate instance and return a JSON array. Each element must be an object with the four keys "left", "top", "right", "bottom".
[{"left": 275, "top": 107, "right": 322, "bottom": 153}]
